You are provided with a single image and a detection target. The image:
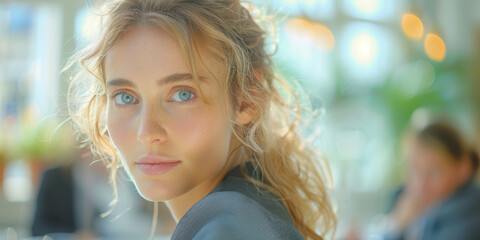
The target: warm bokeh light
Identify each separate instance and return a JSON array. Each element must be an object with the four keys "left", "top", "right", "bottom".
[
  {"left": 351, "top": 33, "right": 378, "bottom": 65},
  {"left": 285, "top": 18, "right": 311, "bottom": 32},
  {"left": 311, "top": 23, "right": 335, "bottom": 51},
  {"left": 401, "top": 13, "right": 424, "bottom": 40},
  {"left": 285, "top": 18, "right": 313, "bottom": 46},
  {"left": 286, "top": 18, "right": 335, "bottom": 51},
  {"left": 424, "top": 33, "right": 446, "bottom": 61}
]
